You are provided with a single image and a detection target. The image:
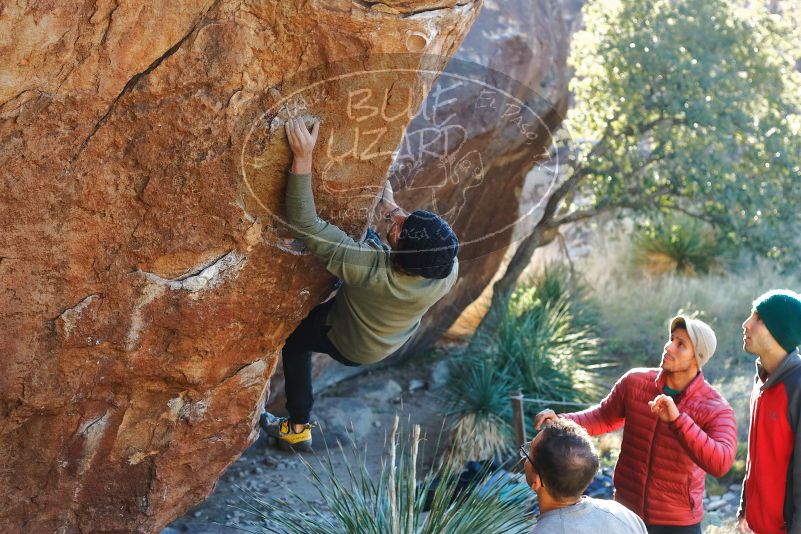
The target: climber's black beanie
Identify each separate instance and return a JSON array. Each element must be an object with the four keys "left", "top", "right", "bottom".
[{"left": 395, "top": 210, "right": 459, "bottom": 279}]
